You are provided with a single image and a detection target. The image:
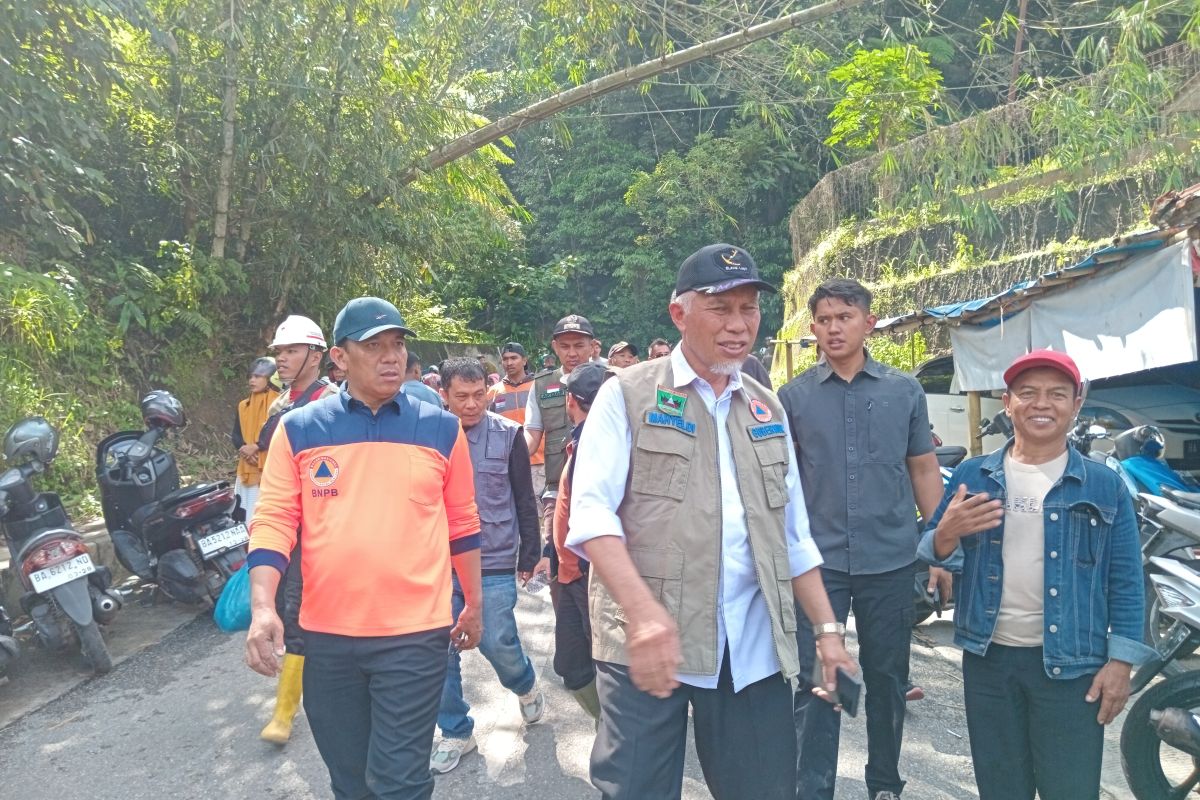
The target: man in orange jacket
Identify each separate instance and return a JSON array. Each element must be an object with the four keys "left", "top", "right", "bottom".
[{"left": 245, "top": 297, "right": 483, "bottom": 800}]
